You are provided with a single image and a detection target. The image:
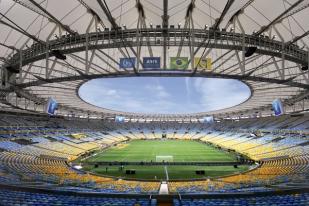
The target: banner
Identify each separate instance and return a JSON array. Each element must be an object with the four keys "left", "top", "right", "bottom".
[
  {"left": 45, "top": 97, "right": 58, "bottom": 115},
  {"left": 115, "top": 116, "right": 125, "bottom": 123},
  {"left": 272, "top": 99, "right": 284, "bottom": 116},
  {"left": 120, "top": 58, "right": 136, "bottom": 69},
  {"left": 194, "top": 57, "right": 212, "bottom": 70},
  {"left": 143, "top": 57, "right": 160, "bottom": 69},
  {"left": 202, "top": 116, "right": 214, "bottom": 123},
  {"left": 170, "top": 57, "right": 189, "bottom": 69}
]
